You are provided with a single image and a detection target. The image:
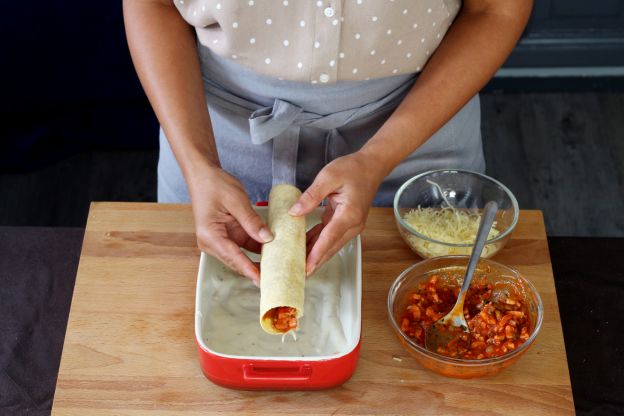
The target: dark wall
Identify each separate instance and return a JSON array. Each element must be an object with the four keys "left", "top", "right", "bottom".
[
  {"left": 506, "top": 0, "right": 624, "bottom": 69},
  {"left": 0, "top": 1, "right": 158, "bottom": 172}
]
